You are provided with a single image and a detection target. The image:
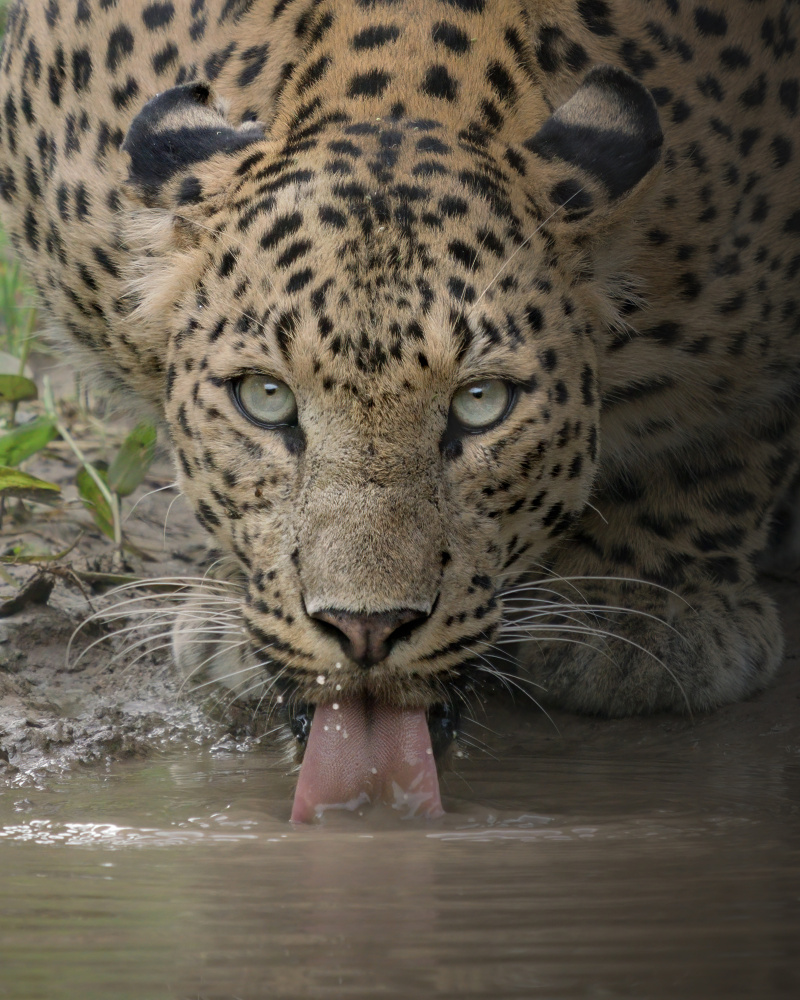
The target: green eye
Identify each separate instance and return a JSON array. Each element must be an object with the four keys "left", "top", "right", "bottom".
[
  {"left": 450, "top": 379, "right": 511, "bottom": 430},
  {"left": 234, "top": 374, "right": 297, "bottom": 426}
]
